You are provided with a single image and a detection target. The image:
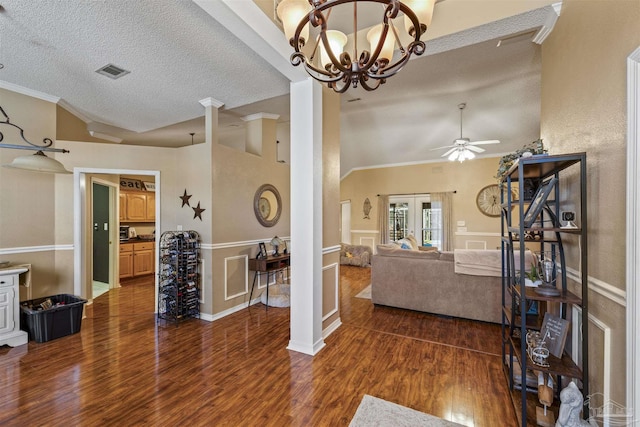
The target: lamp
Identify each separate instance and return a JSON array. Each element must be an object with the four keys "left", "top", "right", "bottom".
[
  {"left": 271, "top": 236, "right": 285, "bottom": 255},
  {"left": 277, "top": 0, "right": 435, "bottom": 93},
  {"left": 0, "top": 106, "right": 71, "bottom": 174}
]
